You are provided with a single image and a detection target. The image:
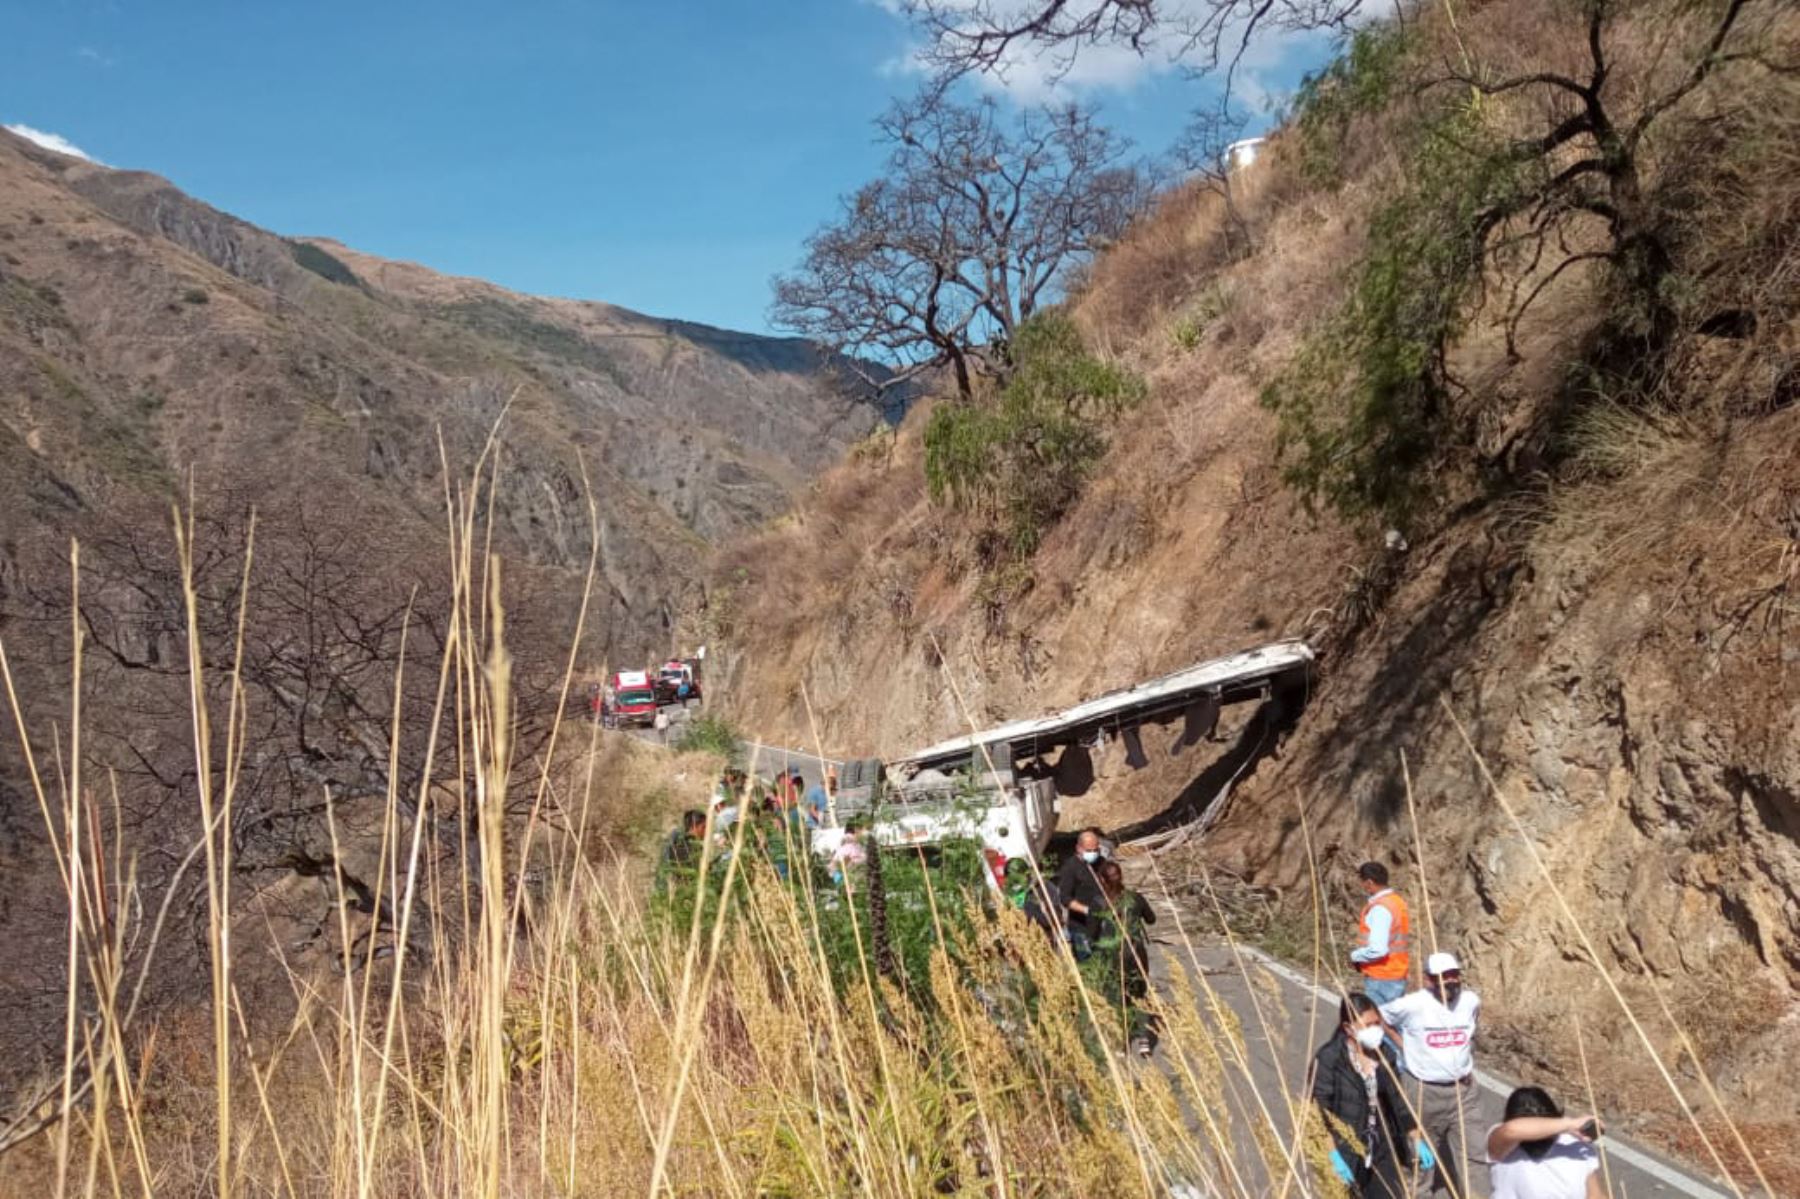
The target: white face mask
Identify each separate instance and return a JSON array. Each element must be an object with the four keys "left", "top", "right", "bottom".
[
  {"left": 1080, "top": 850, "right": 1101, "bottom": 864},
  {"left": 1354, "top": 1025, "right": 1386, "bottom": 1051}
]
